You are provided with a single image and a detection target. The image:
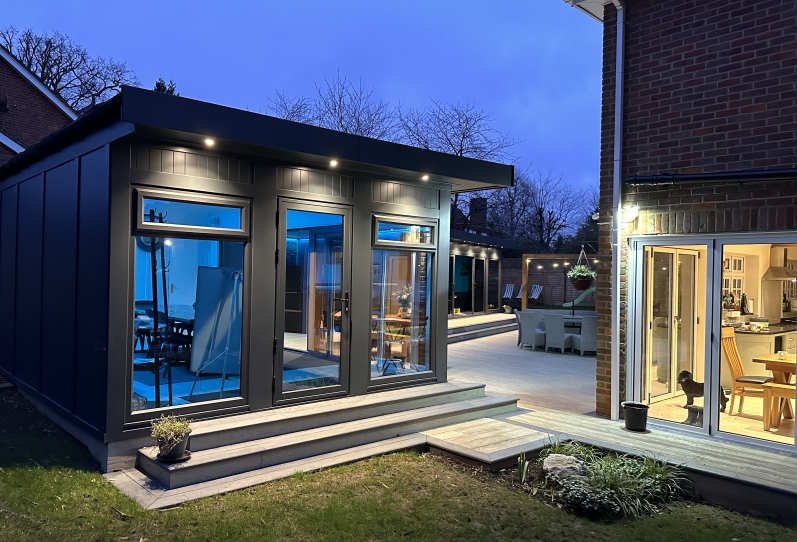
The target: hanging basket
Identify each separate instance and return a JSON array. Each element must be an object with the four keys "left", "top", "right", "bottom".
[{"left": 570, "top": 277, "right": 594, "bottom": 291}]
